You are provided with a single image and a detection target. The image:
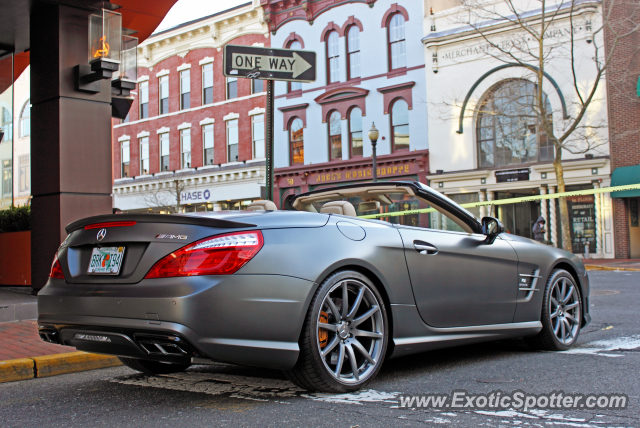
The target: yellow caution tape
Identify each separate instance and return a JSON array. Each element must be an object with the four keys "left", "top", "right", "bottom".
[{"left": 358, "top": 183, "right": 640, "bottom": 219}]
